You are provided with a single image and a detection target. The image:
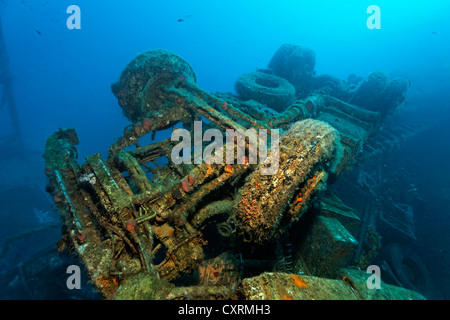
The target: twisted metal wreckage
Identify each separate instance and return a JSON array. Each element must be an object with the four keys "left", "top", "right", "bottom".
[{"left": 43, "top": 44, "right": 425, "bottom": 300}]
